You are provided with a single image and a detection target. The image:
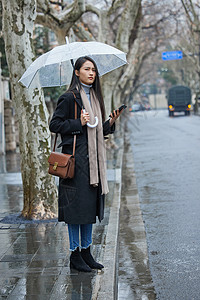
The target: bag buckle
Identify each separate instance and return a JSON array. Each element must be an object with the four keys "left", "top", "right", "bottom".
[{"left": 53, "top": 162, "right": 58, "bottom": 170}]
